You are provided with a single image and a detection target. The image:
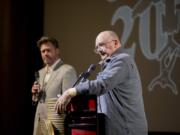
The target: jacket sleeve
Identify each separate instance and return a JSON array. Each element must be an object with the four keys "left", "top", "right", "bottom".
[{"left": 75, "top": 55, "right": 129, "bottom": 96}]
